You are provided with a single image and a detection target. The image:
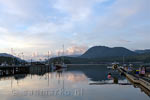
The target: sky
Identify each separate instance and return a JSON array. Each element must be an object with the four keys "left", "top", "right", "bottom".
[{"left": 0, "top": 0, "right": 149, "bottom": 60}]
